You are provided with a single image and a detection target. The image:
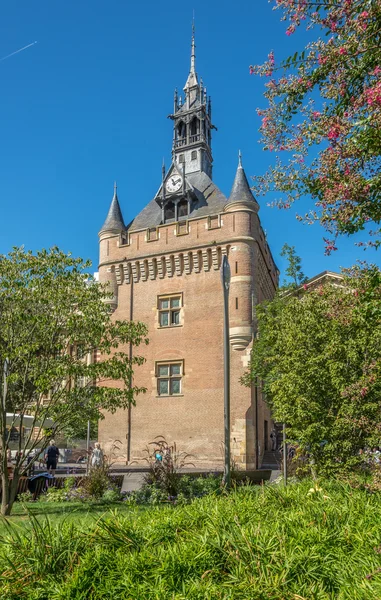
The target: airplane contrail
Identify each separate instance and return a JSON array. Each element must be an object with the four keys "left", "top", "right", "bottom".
[{"left": 0, "top": 41, "right": 37, "bottom": 63}]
